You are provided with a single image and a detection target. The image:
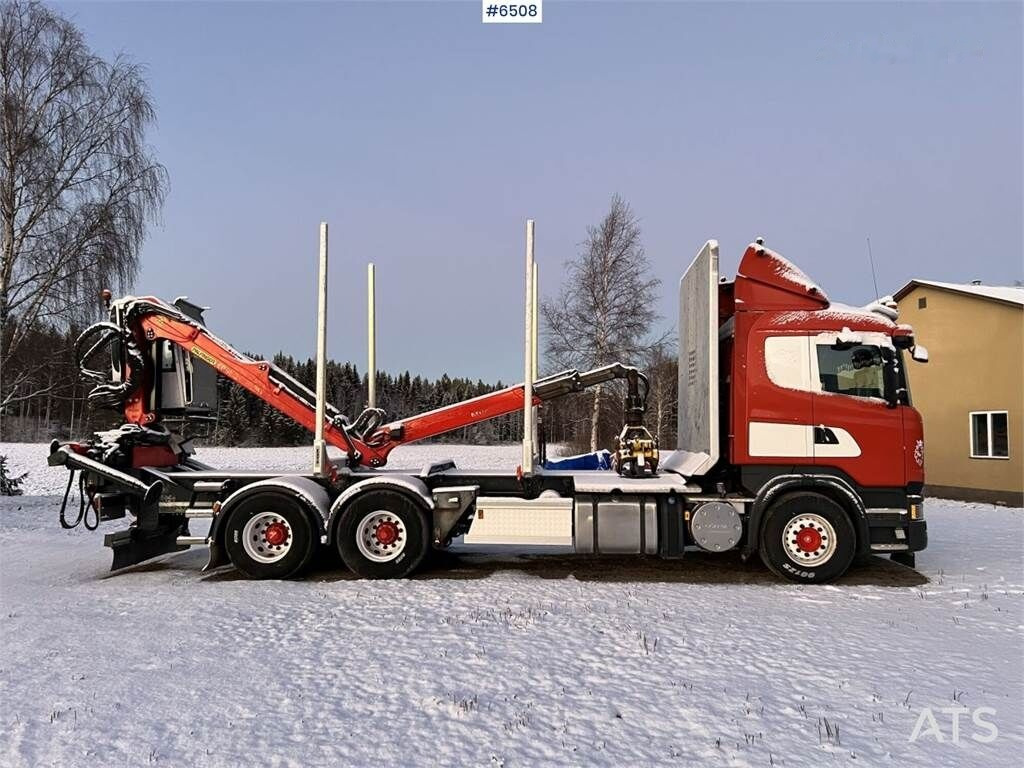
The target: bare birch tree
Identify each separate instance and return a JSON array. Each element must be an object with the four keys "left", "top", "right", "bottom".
[
  {"left": 542, "top": 195, "right": 661, "bottom": 451},
  {"left": 644, "top": 338, "right": 677, "bottom": 446},
  {"left": 0, "top": 0, "right": 167, "bottom": 424}
]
